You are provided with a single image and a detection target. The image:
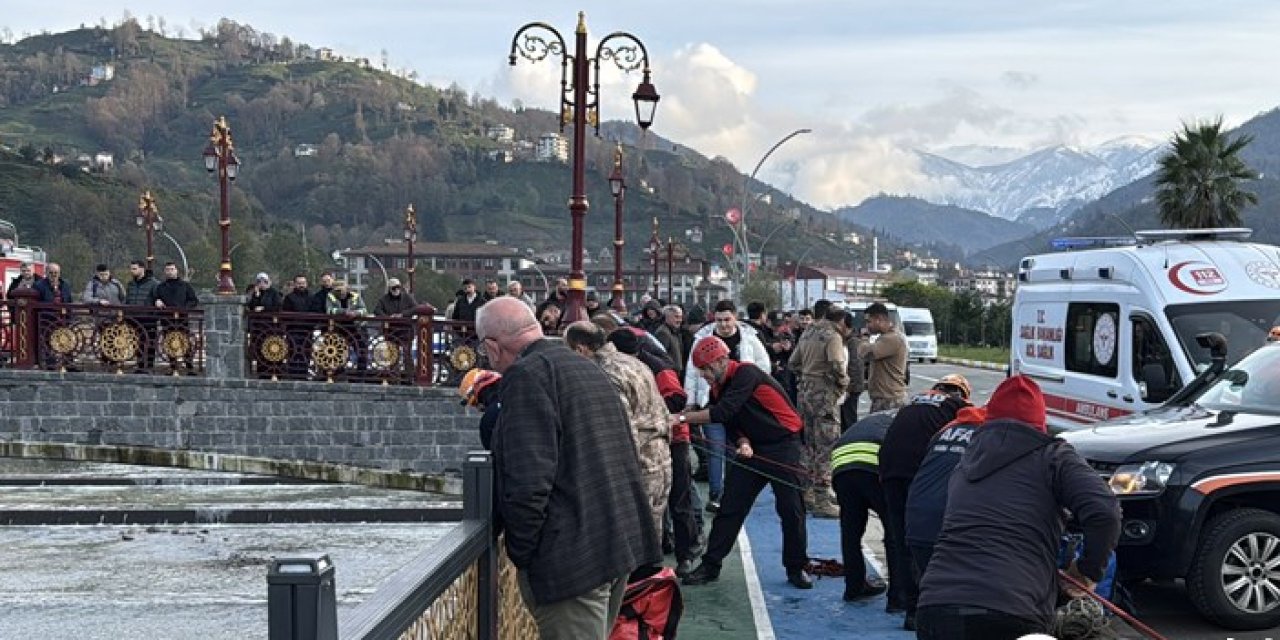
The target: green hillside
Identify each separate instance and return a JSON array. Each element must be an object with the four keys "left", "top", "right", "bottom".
[{"left": 0, "top": 18, "right": 875, "bottom": 304}]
